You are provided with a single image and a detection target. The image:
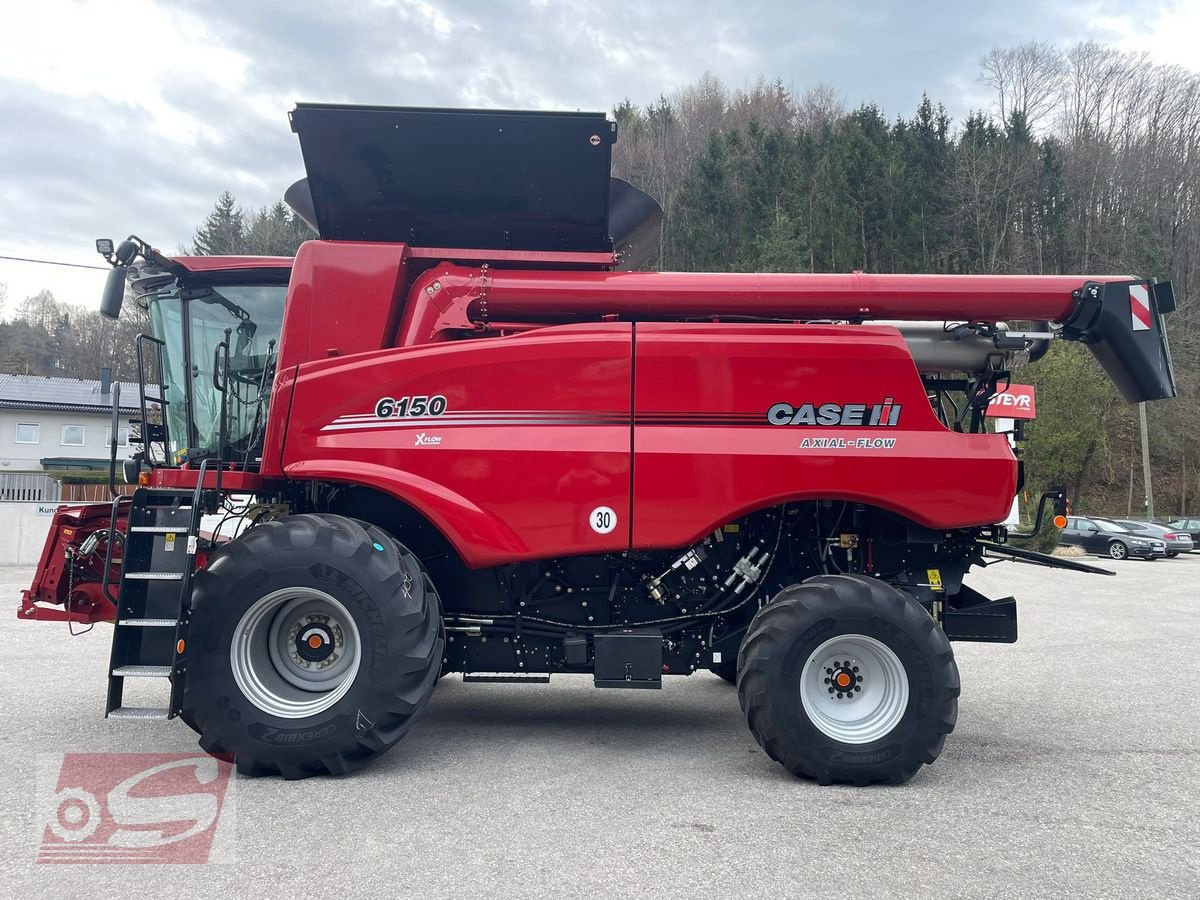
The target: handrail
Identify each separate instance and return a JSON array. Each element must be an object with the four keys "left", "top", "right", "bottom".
[
  {"left": 100, "top": 494, "right": 131, "bottom": 607},
  {"left": 242, "top": 338, "right": 276, "bottom": 472},
  {"left": 215, "top": 328, "right": 231, "bottom": 497},
  {"left": 193, "top": 457, "right": 212, "bottom": 514},
  {"left": 135, "top": 333, "right": 172, "bottom": 466},
  {"left": 108, "top": 382, "right": 121, "bottom": 498}
]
